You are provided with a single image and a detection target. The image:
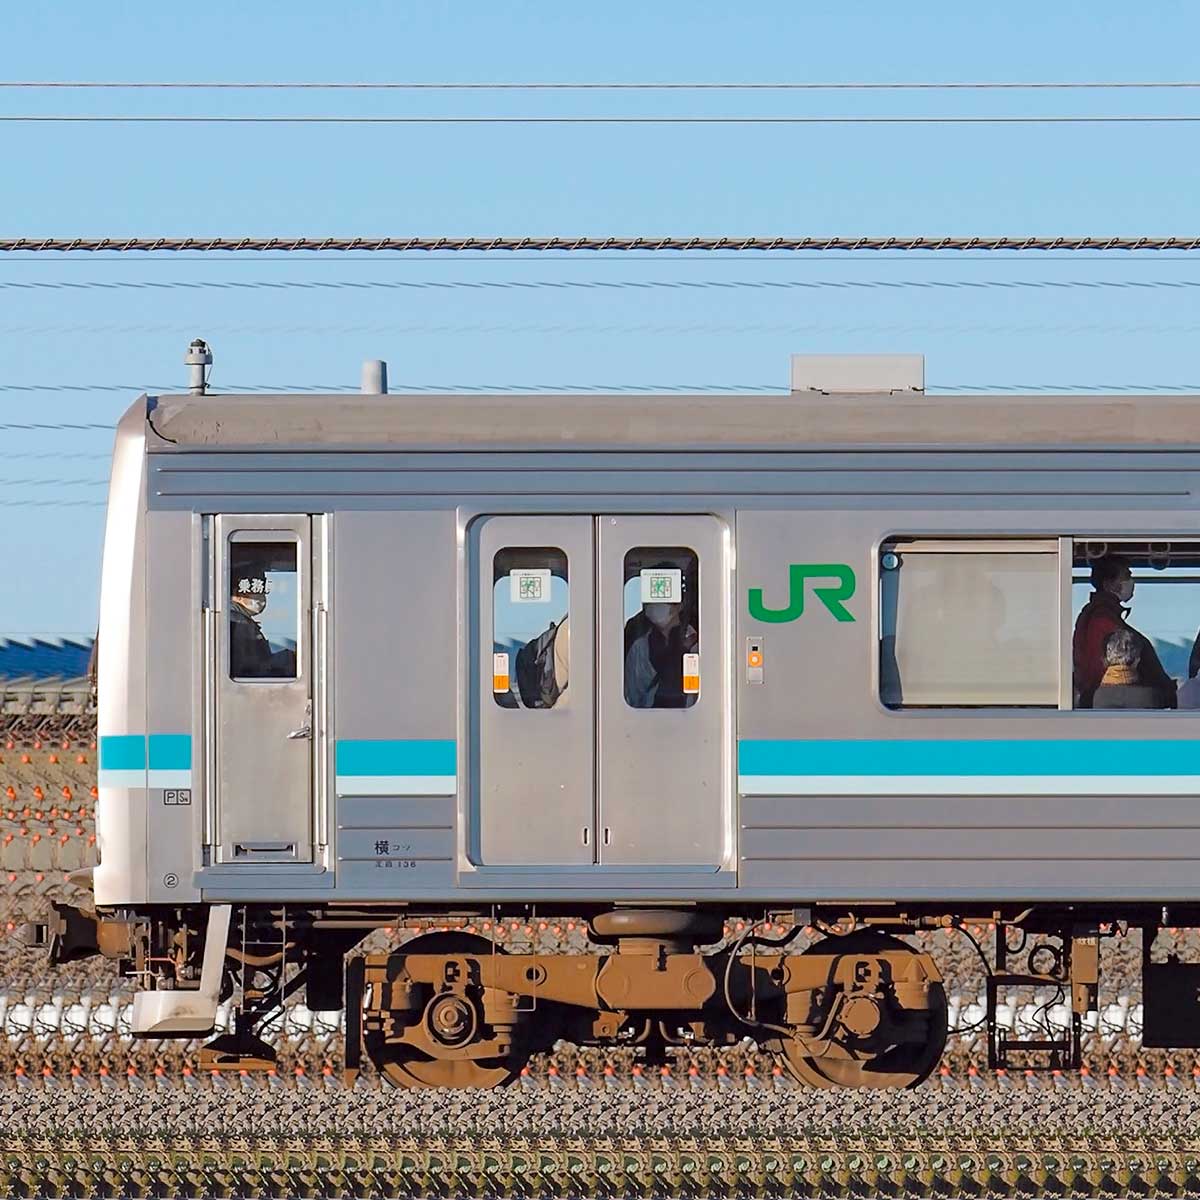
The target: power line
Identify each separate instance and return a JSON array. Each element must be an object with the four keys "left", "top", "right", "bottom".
[
  {"left": 2, "top": 382, "right": 784, "bottom": 395},
  {"left": 0, "top": 472, "right": 105, "bottom": 482},
  {"left": 8, "top": 114, "right": 1200, "bottom": 126},
  {"left": 0, "top": 498, "right": 104, "bottom": 507},
  {"left": 5, "top": 276, "right": 1200, "bottom": 294},
  {"left": 7, "top": 383, "right": 1200, "bottom": 399},
  {"left": 4, "top": 238, "right": 1200, "bottom": 254},
  {"left": 13, "top": 320, "right": 1200, "bottom": 337},
  {"left": 10, "top": 253, "right": 1200, "bottom": 265},
  {"left": 0, "top": 451, "right": 109, "bottom": 460},
  {"left": 7, "top": 80, "right": 1200, "bottom": 91},
  {"left": 0, "top": 422, "right": 113, "bottom": 431}
]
